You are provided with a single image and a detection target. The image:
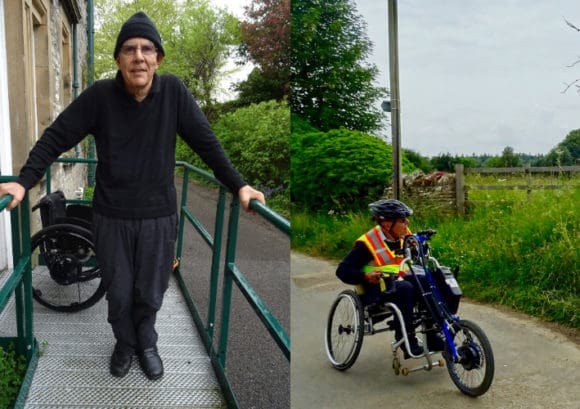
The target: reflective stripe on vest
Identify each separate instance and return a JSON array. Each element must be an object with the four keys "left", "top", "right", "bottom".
[
  {"left": 354, "top": 226, "right": 412, "bottom": 295},
  {"left": 356, "top": 225, "right": 403, "bottom": 267}
]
